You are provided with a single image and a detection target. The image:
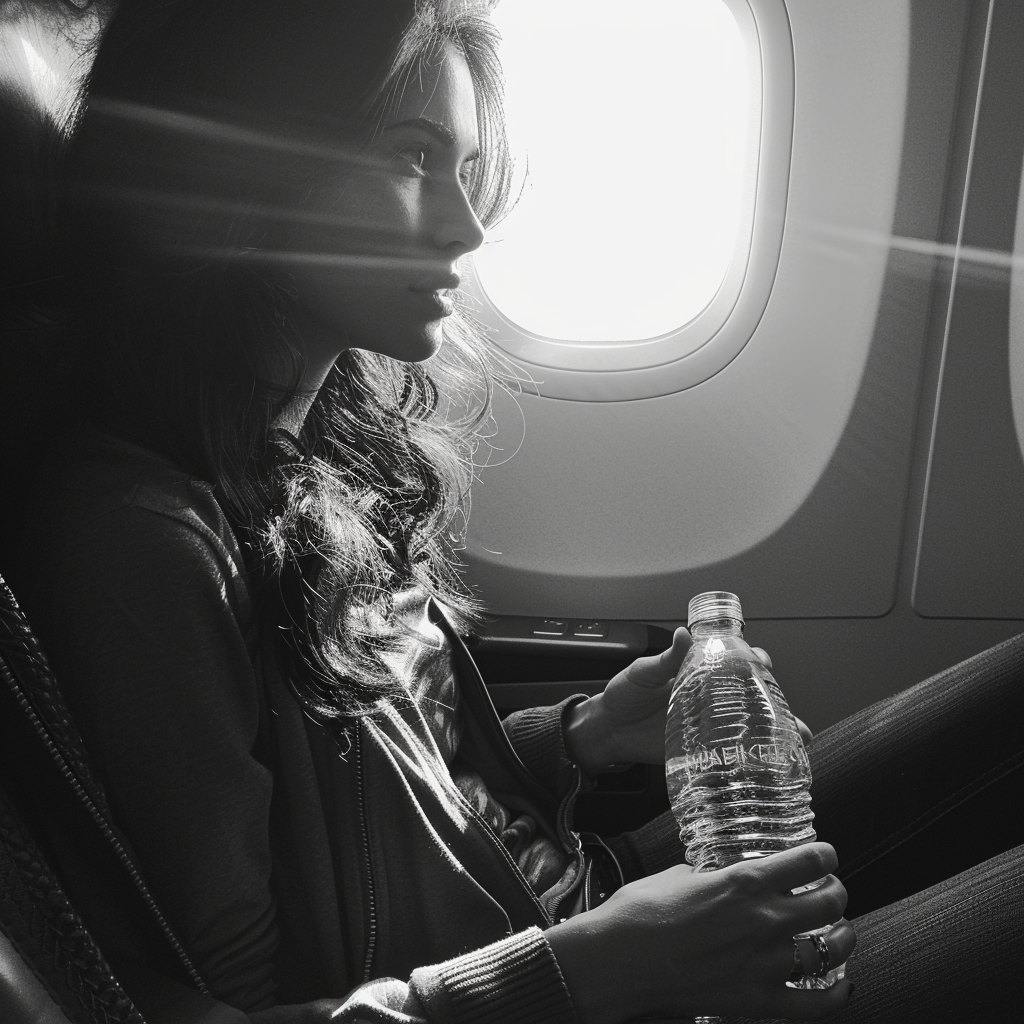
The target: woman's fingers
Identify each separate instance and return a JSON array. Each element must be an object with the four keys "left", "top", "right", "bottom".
[
  {"left": 762, "top": 976, "right": 856, "bottom": 1021},
  {"left": 744, "top": 842, "right": 839, "bottom": 893},
  {"left": 794, "top": 715, "right": 815, "bottom": 746},
  {"left": 786, "top": 875, "right": 849, "bottom": 934},
  {"left": 758, "top": 920, "right": 857, "bottom": 1020},
  {"left": 728, "top": 845, "right": 847, "bottom": 935},
  {"left": 793, "top": 919, "right": 857, "bottom": 974},
  {"left": 612, "top": 626, "right": 692, "bottom": 690},
  {"left": 817, "top": 918, "right": 857, "bottom": 968},
  {"left": 759, "top": 916, "right": 856, "bottom": 986},
  {"left": 647, "top": 626, "right": 693, "bottom": 684}
]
